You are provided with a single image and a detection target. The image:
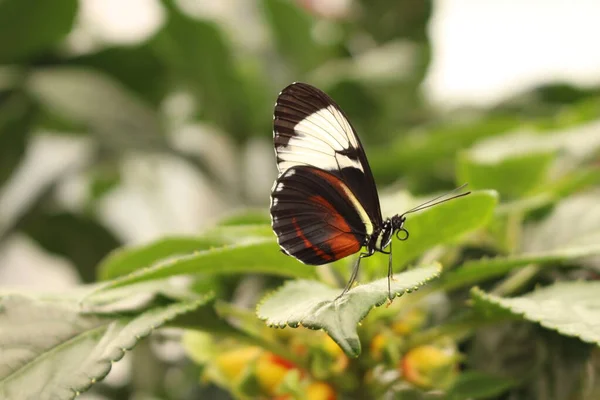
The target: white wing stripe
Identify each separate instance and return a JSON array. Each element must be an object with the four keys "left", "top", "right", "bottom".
[
  {"left": 275, "top": 106, "right": 366, "bottom": 175},
  {"left": 295, "top": 111, "right": 348, "bottom": 149},
  {"left": 330, "top": 106, "right": 359, "bottom": 147}
]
